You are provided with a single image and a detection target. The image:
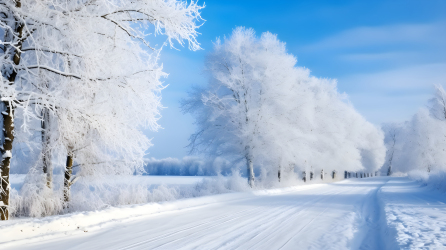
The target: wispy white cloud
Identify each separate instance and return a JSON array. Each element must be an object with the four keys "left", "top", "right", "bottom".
[
  {"left": 304, "top": 22, "right": 446, "bottom": 51},
  {"left": 339, "top": 63, "right": 446, "bottom": 92},
  {"left": 338, "top": 63, "right": 446, "bottom": 124},
  {"left": 346, "top": 92, "right": 432, "bottom": 125},
  {"left": 298, "top": 22, "right": 446, "bottom": 125},
  {"left": 338, "top": 51, "right": 422, "bottom": 62}
]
